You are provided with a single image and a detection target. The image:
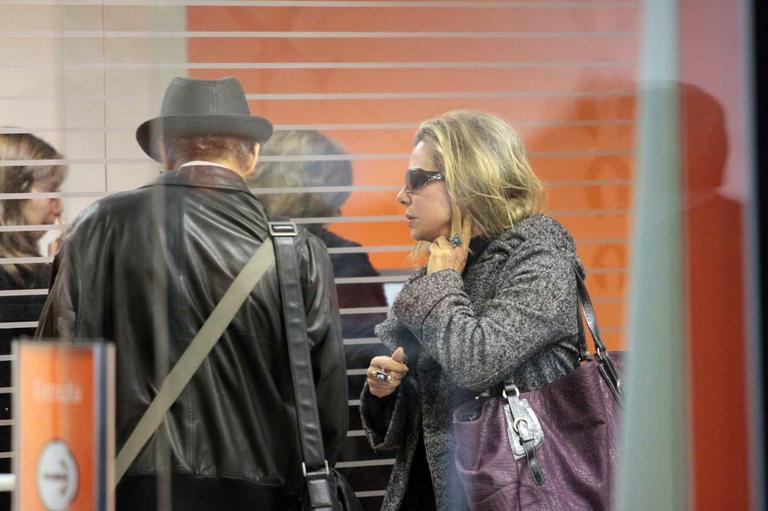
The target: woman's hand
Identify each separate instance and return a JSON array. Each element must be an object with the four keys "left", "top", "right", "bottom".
[
  {"left": 367, "top": 347, "right": 408, "bottom": 398},
  {"left": 427, "top": 215, "right": 472, "bottom": 274}
]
